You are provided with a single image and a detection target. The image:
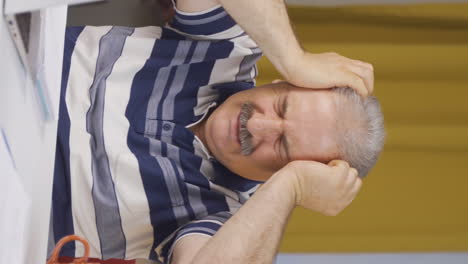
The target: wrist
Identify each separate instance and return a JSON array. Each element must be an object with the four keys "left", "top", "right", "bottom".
[
  {"left": 267, "top": 169, "right": 299, "bottom": 210},
  {"left": 277, "top": 45, "right": 304, "bottom": 83}
]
